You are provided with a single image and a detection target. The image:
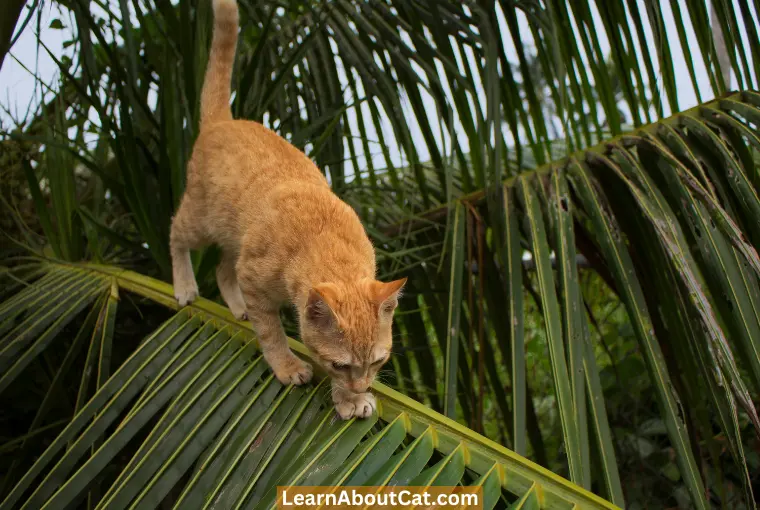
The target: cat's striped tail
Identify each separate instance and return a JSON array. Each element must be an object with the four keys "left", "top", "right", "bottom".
[{"left": 200, "top": 0, "right": 239, "bottom": 126}]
